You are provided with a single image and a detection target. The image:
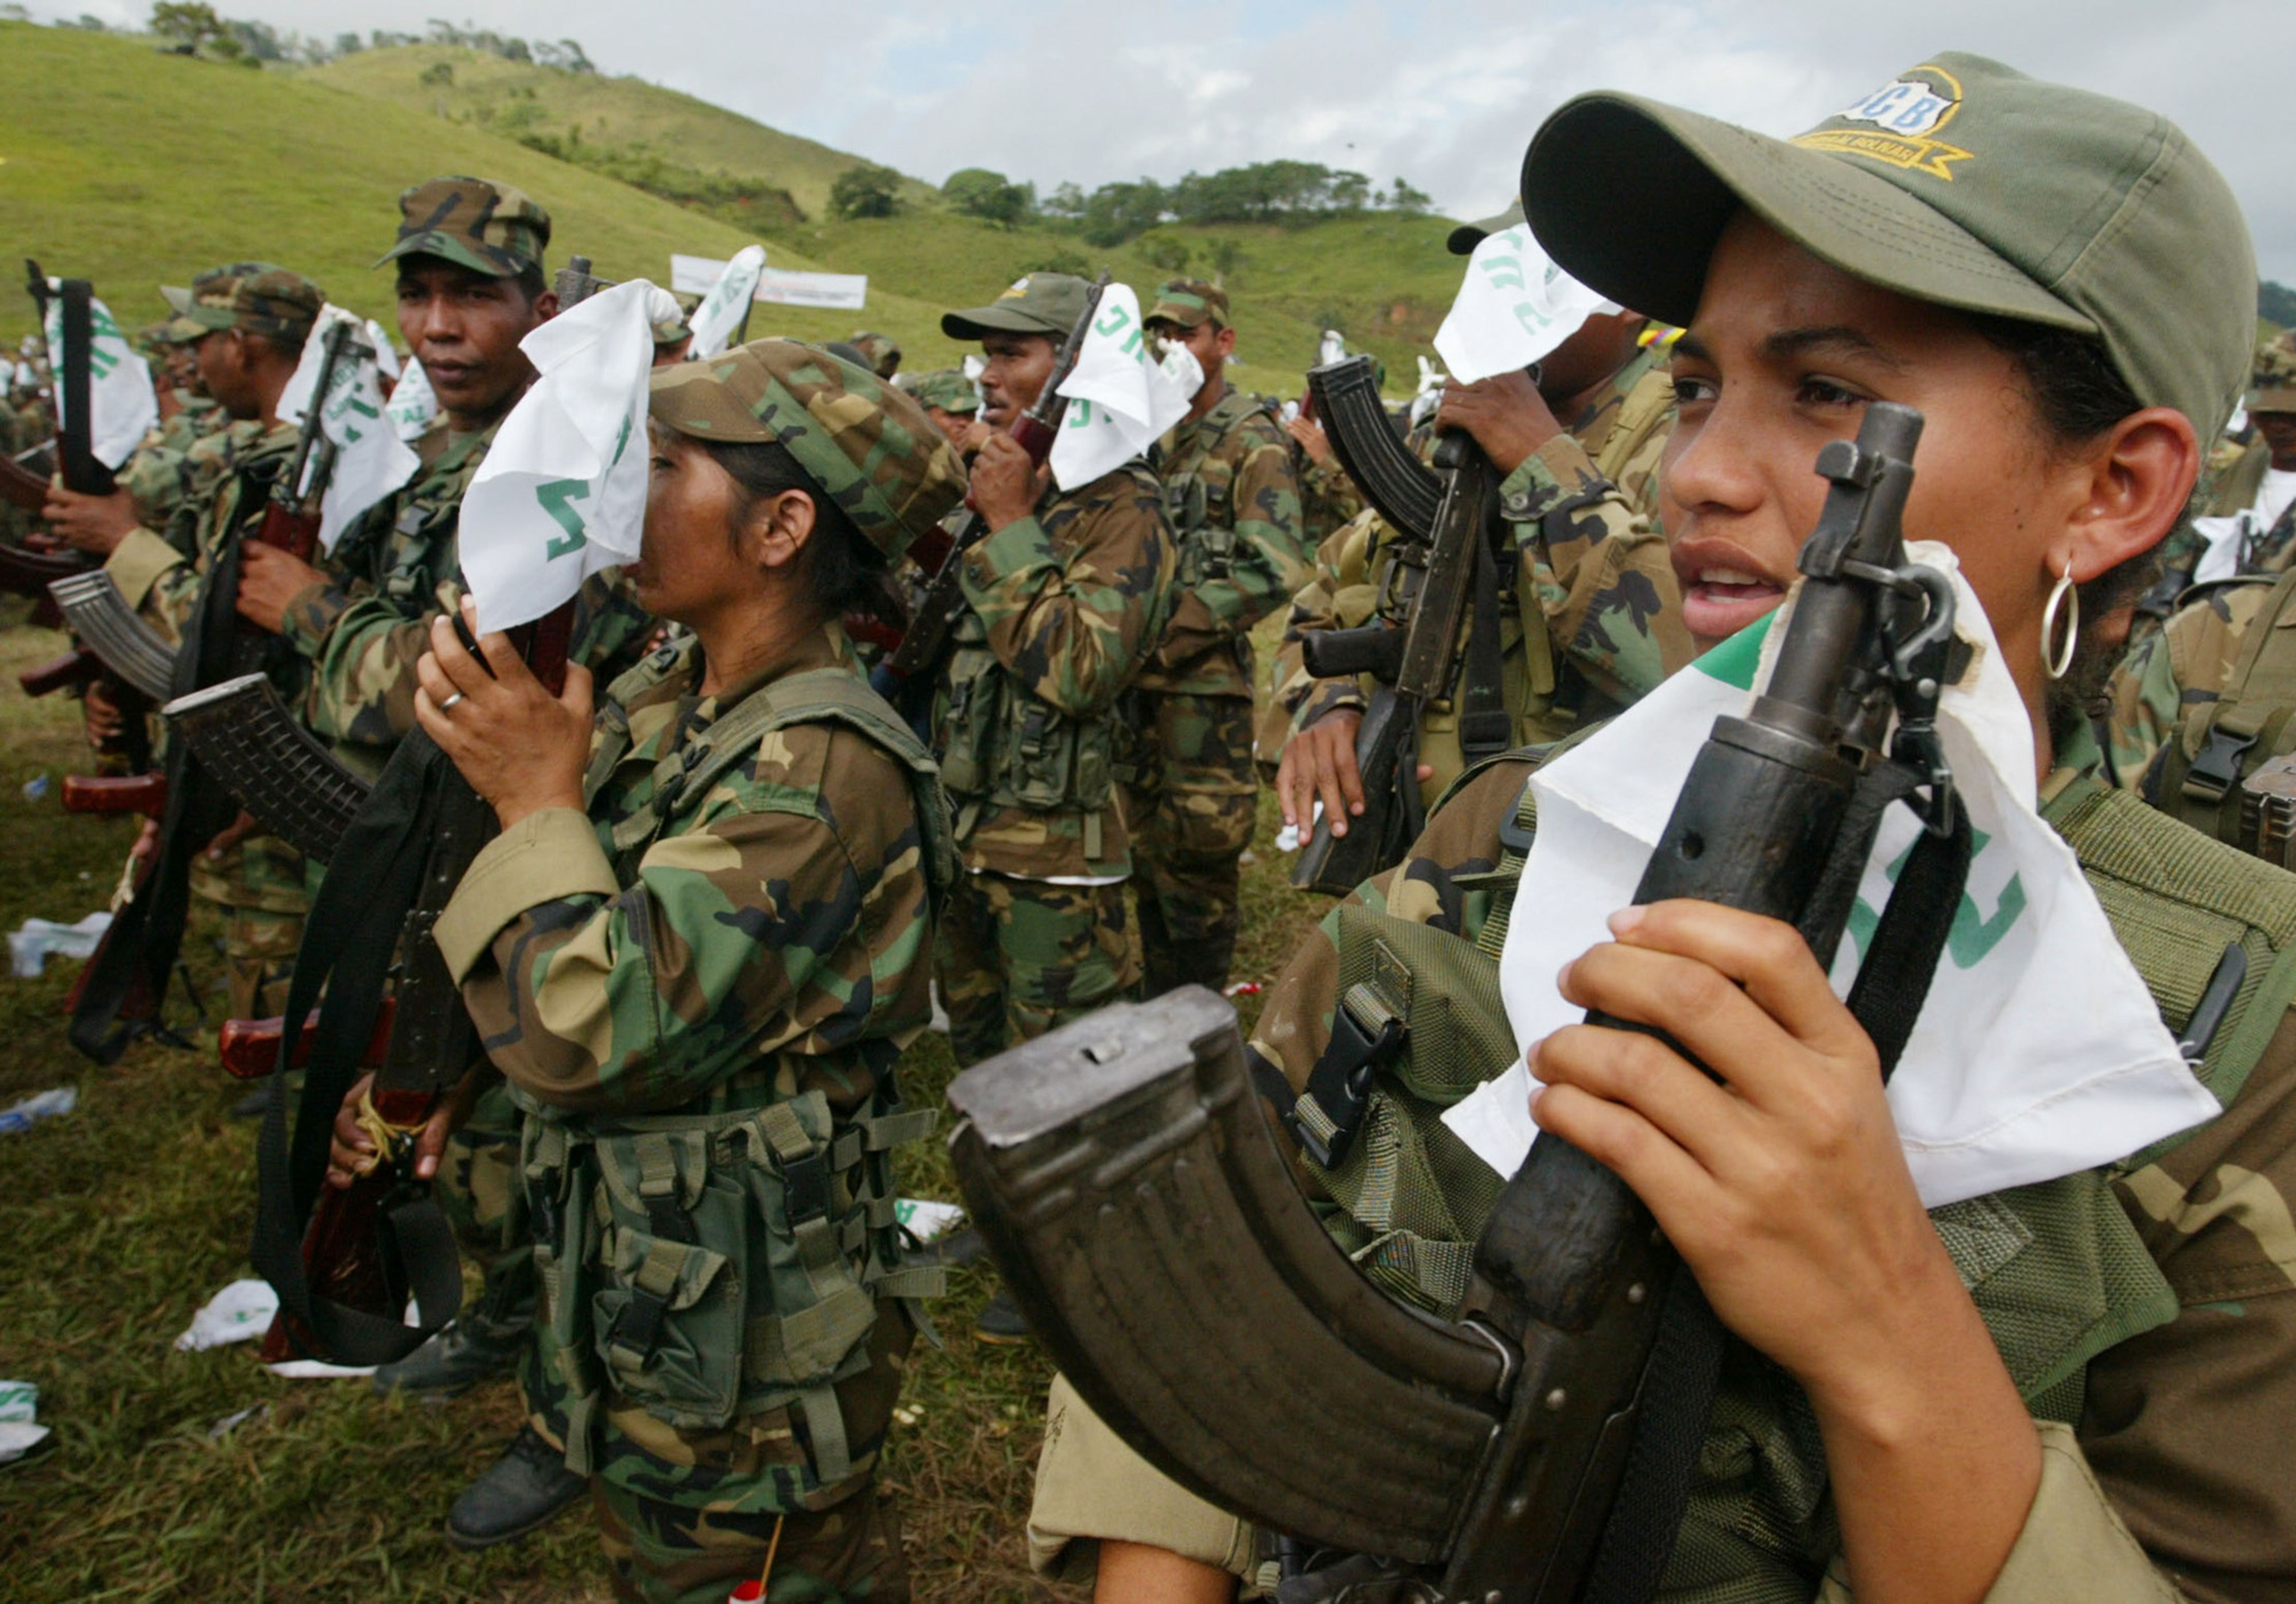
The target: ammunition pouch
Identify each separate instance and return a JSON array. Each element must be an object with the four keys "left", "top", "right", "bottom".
[
  {"left": 520, "top": 1086, "right": 945, "bottom": 1483},
  {"left": 938, "top": 618, "right": 1117, "bottom": 826},
  {"left": 2153, "top": 569, "right": 2296, "bottom": 845}
]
